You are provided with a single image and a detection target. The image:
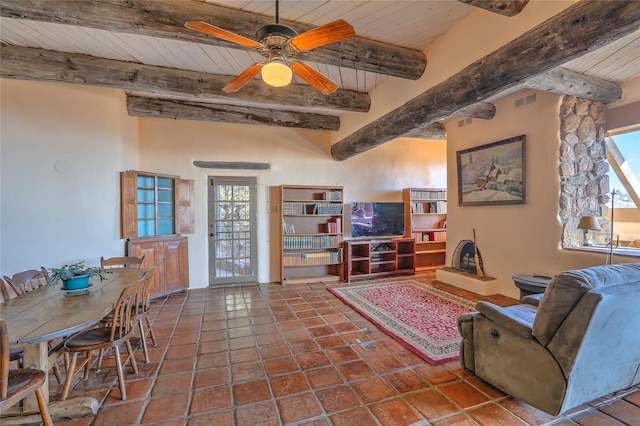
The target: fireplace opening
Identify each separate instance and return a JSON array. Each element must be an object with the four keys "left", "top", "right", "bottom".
[{"left": 451, "top": 239, "right": 484, "bottom": 274}]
